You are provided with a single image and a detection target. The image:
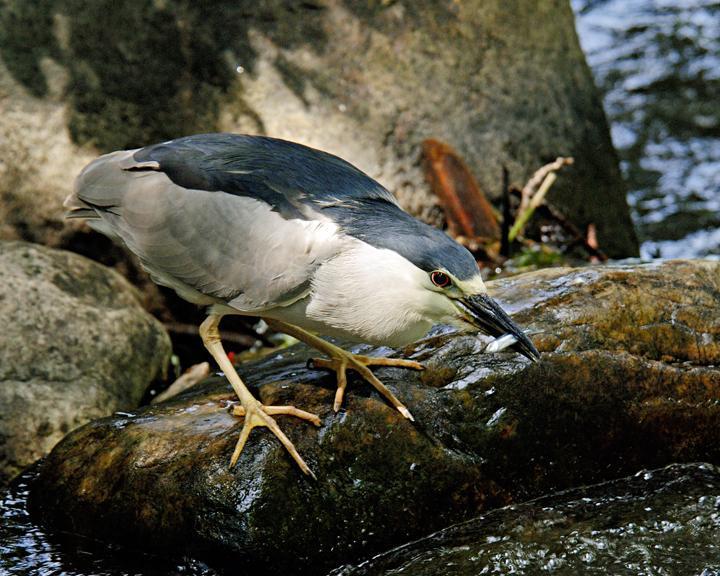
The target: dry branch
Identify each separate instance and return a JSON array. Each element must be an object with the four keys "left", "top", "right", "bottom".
[{"left": 509, "top": 157, "right": 574, "bottom": 242}]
